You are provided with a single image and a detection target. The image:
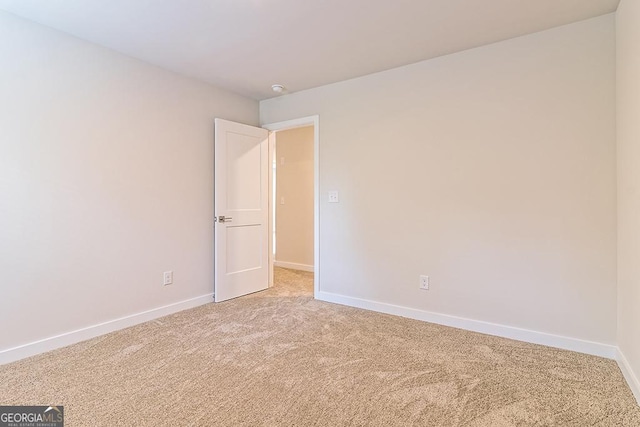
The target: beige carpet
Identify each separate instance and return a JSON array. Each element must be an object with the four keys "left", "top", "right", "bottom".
[{"left": 1, "top": 268, "right": 638, "bottom": 426}]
